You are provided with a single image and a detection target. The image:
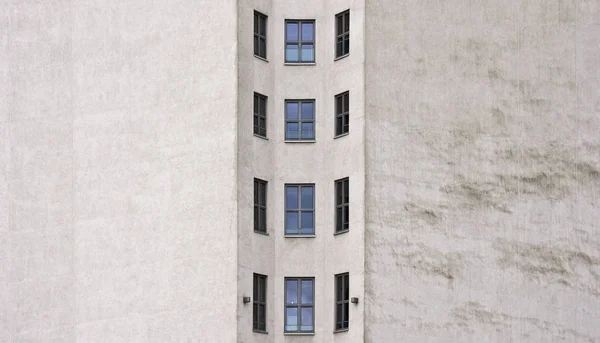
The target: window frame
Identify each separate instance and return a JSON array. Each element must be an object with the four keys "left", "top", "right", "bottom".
[
  {"left": 284, "top": 277, "right": 315, "bottom": 333},
  {"left": 285, "top": 99, "right": 316, "bottom": 141},
  {"left": 254, "top": 11, "right": 268, "bottom": 59},
  {"left": 284, "top": 184, "right": 315, "bottom": 236},
  {"left": 253, "top": 273, "right": 268, "bottom": 332},
  {"left": 335, "top": 10, "right": 350, "bottom": 59},
  {"left": 254, "top": 178, "right": 267, "bottom": 233},
  {"left": 335, "top": 178, "right": 349, "bottom": 234},
  {"left": 254, "top": 93, "right": 268, "bottom": 138},
  {"left": 334, "top": 91, "right": 349, "bottom": 137},
  {"left": 285, "top": 19, "right": 316, "bottom": 63},
  {"left": 334, "top": 273, "right": 349, "bottom": 331}
]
